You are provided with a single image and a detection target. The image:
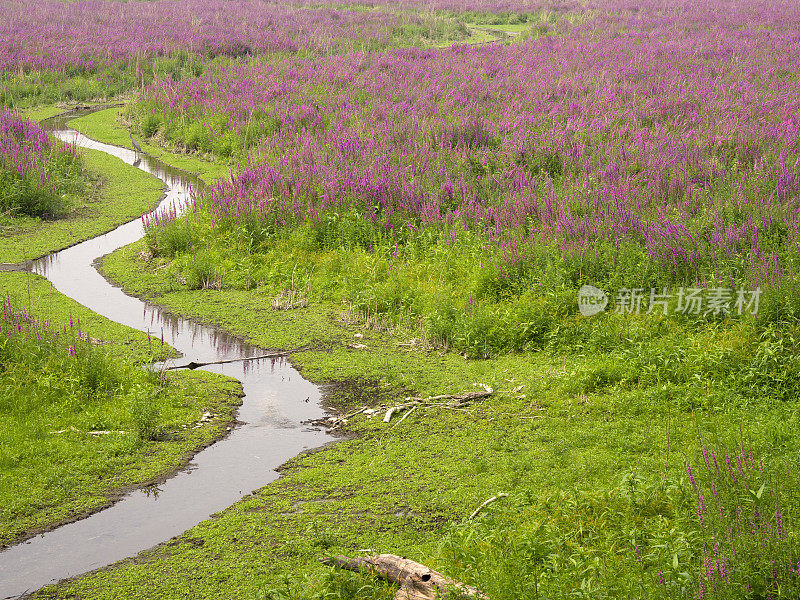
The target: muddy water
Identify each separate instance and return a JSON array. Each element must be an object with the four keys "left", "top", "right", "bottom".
[{"left": 0, "top": 112, "right": 333, "bottom": 598}]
